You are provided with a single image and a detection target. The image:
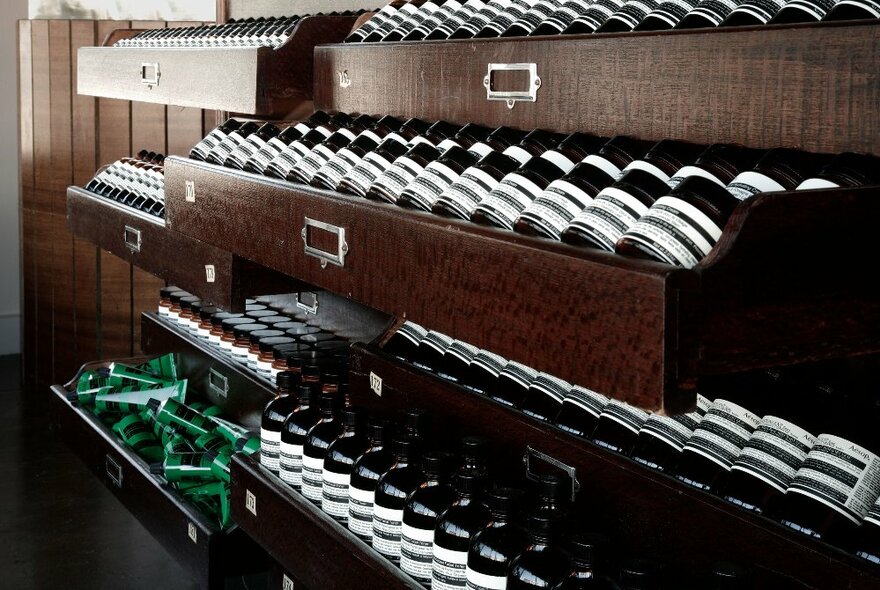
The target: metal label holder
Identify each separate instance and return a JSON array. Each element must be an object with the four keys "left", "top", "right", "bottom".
[
  {"left": 302, "top": 217, "right": 348, "bottom": 268},
  {"left": 523, "top": 445, "right": 580, "bottom": 501},
  {"left": 105, "top": 454, "right": 123, "bottom": 488},
  {"left": 141, "top": 62, "right": 160, "bottom": 87},
  {"left": 123, "top": 225, "right": 142, "bottom": 252},
  {"left": 208, "top": 367, "right": 229, "bottom": 398},
  {"left": 483, "top": 63, "right": 541, "bottom": 109}
]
